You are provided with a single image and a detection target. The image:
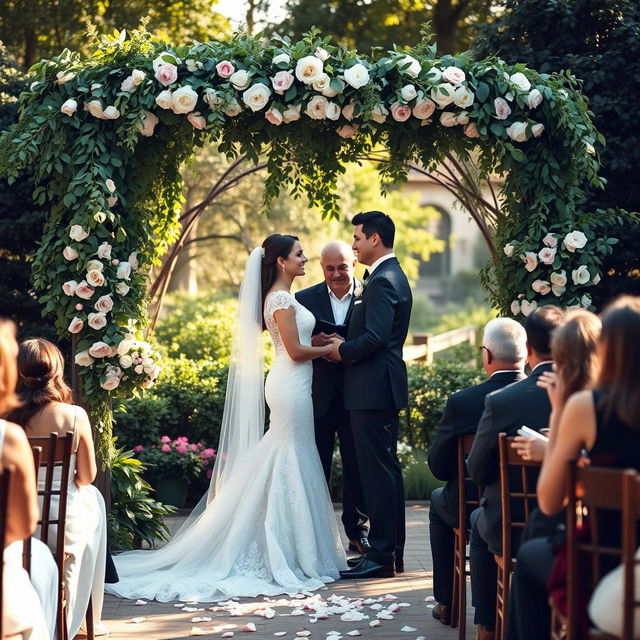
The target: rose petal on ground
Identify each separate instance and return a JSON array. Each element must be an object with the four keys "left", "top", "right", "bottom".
[
  {"left": 183, "top": 606, "right": 199, "bottom": 612},
  {"left": 369, "top": 620, "right": 381, "bottom": 627},
  {"left": 383, "top": 594, "right": 398, "bottom": 601},
  {"left": 416, "top": 637, "right": 427, "bottom": 640},
  {"left": 133, "top": 599, "right": 147, "bottom": 606},
  {"left": 242, "top": 623, "right": 257, "bottom": 632},
  {"left": 291, "top": 610, "right": 305, "bottom": 616},
  {"left": 256, "top": 608, "right": 276, "bottom": 619},
  {"left": 347, "top": 632, "right": 361, "bottom": 637},
  {"left": 191, "top": 616, "right": 212, "bottom": 622},
  {"left": 401, "top": 626, "right": 417, "bottom": 632},
  {"left": 369, "top": 604, "right": 383, "bottom": 610},
  {"left": 424, "top": 596, "right": 435, "bottom": 602},
  {"left": 129, "top": 617, "right": 146, "bottom": 624},
  {"left": 377, "top": 613, "right": 394, "bottom": 620},
  {"left": 389, "top": 604, "right": 401, "bottom": 613},
  {"left": 399, "top": 602, "right": 411, "bottom": 608},
  {"left": 296, "top": 630, "right": 311, "bottom": 637},
  {"left": 189, "top": 627, "right": 209, "bottom": 636},
  {"left": 340, "top": 611, "right": 364, "bottom": 622},
  {"left": 221, "top": 633, "right": 234, "bottom": 638},
  {"left": 175, "top": 603, "right": 185, "bottom": 608},
  {"left": 274, "top": 634, "right": 287, "bottom": 637},
  {"left": 427, "top": 604, "right": 435, "bottom": 609}
]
